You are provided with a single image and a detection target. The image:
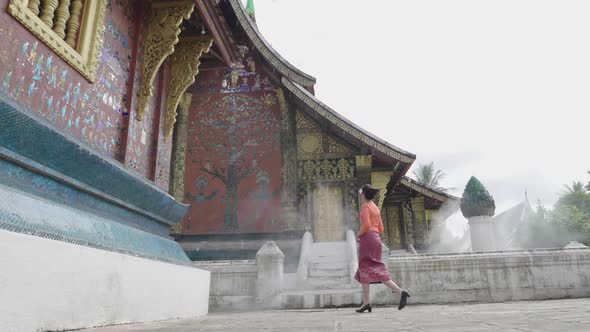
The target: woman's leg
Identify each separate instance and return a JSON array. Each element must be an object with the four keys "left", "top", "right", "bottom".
[
  {"left": 383, "top": 279, "right": 403, "bottom": 293},
  {"left": 362, "top": 283, "right": 370, "bottom": 305}
]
